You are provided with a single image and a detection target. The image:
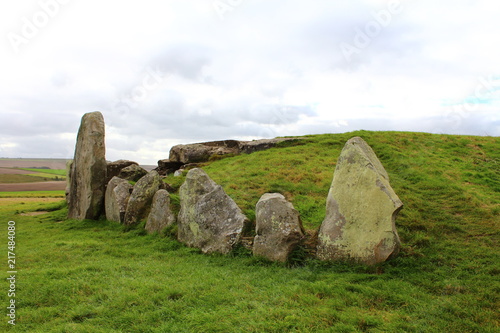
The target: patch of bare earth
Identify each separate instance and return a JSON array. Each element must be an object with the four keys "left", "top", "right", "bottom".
[
  {"left": 0, "top": 182, "right": 66, "bottom": 192},
  {"left": 0, "top": 168, "right": 35, "bottom": 175}
]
